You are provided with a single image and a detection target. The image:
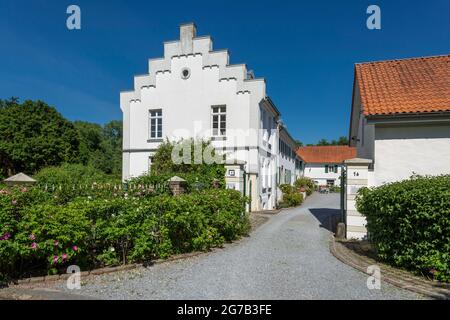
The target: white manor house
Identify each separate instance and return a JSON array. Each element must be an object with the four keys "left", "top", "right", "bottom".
[{"left": 121, "top": 23, "right": 301, "bottom": 211}]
